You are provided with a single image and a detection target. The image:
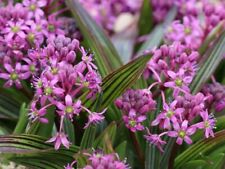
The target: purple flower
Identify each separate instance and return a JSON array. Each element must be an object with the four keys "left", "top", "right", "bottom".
[
  {"left": 82, "top": 107, "right": 106, "bottom": 128},
  {"left": 83, "top": 153, "right": 128, "bottom": 169},
  {"left": 46, "top": 132, "right": 70, "bottom": 150},
  {"left": 64, "top": 161, "right": 76, "bottom": 169},
  {"left": 164, "top": 69, "right": 192, "bottom": 96},
  {"left": 123, "top": 109, "right": 146, "bottom": 132},
  {"left": 152, "top": 101, "right": 184, "bottom": 129},
  {"left": 56, "top": 95, "right": 81, "bottom": 120},
  {"left": 144, "top": 129, "right": 167, "bottom": 152},
  {"left": 28, "top": 101, "right": 50, "bottom": 123},
  {"left": 2, "top": 20, "right": 29, "bottom": 40},
  {"left": 0, "top": 63, "right": 30, "bottom": 88},
  {"left": 194, "top": 111, "right": 215, "bottom": 138},
  {"left": 23, "top": 0, "right": 46, "bottom": 20},
  {"left": 168, "top": 120, "right": 196, "bottom": 145}
]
